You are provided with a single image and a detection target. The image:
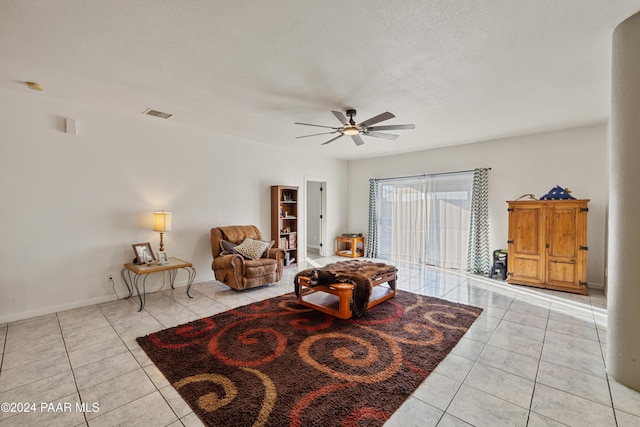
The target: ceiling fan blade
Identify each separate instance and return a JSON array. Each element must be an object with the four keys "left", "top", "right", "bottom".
[
  {"left": 367, "top": 124, "right": 415, "bottom": 131},
  {"left": 331, "top": 111, "right": 350, "bottom": 125},
  {"left": 294, "top": 122, "right": 339, "bottom": 130},
  {"left": 364, "top": 131, "right": 399, "bottom": 140},
  {"left": 321, "top": 134, "right": 344, "bottom": 145},
  {"left": 351, "top": 134, "right": 365, "bottom": 146},
  {"left": 358, "top": 111, "right": 395, "bottom": 127},
  {"left": 296, "top": 131, "right": 339, "bottom": 139}
]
